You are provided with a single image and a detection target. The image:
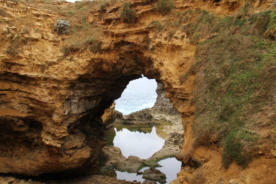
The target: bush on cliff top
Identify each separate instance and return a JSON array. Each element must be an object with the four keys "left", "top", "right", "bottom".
[
  {"left": 6, "top": 35, "right": 26, "bottom": 56},
  {"left": 120, "top": 2, "right": 136, "bottom": 23},
  {"left": 157, "top": 0, "right": 175, "bottom": 15},
  {"left": 87, "top": 37, "right": 102, "bottom": 53}
]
